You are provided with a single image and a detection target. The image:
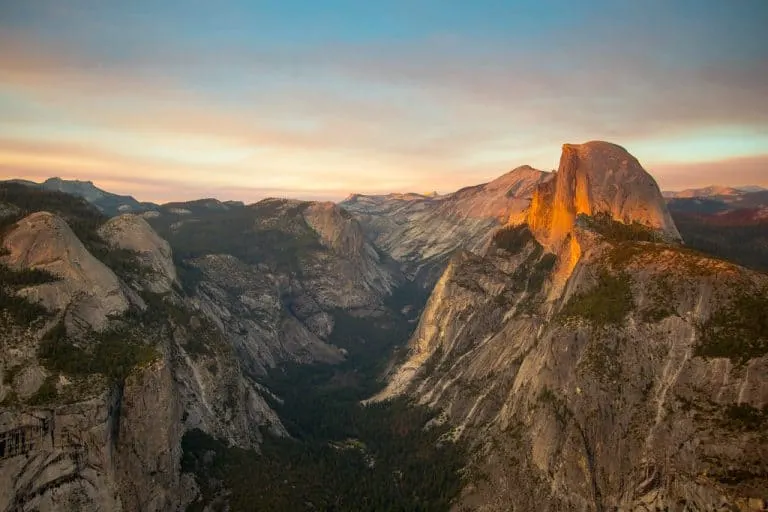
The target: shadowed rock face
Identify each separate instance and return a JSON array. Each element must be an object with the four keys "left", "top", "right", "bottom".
[
  {"left": 3, "top": 177, "right": 158, "bottom": 216},
  {"left": 2, "top": 211, "right": 129, "bottom": 330},
  {"left": 0, "top": 205, "right": 284, "bottom": 511},
  {"left": 99, "top": 214, "right": 178, "bottom": 293},
  {"left": 0, "top": 187, "right": 406, "bottom": 511},
  {"left": 302, "top": 201, "right": 400, "bottom": 309},
  {"left": 379, "top": 142, "right": 768, "bottom": 511},
  {"left": 527, "top": 141, "right": 681, "bottom": 251}
]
